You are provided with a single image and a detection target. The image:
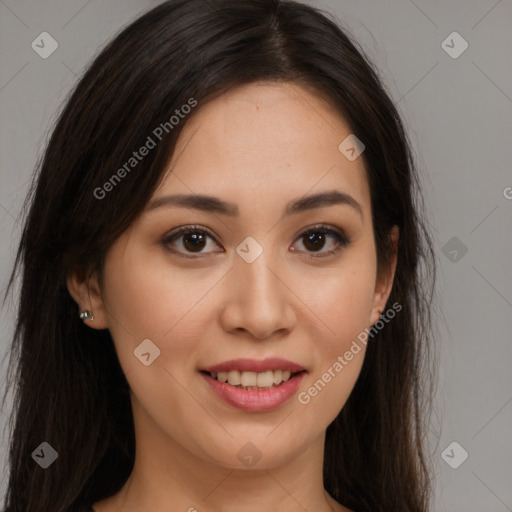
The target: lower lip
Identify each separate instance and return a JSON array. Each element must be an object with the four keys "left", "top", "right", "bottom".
[{"left": 200, "top": 371, "right": 306, "bottom": 412}]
